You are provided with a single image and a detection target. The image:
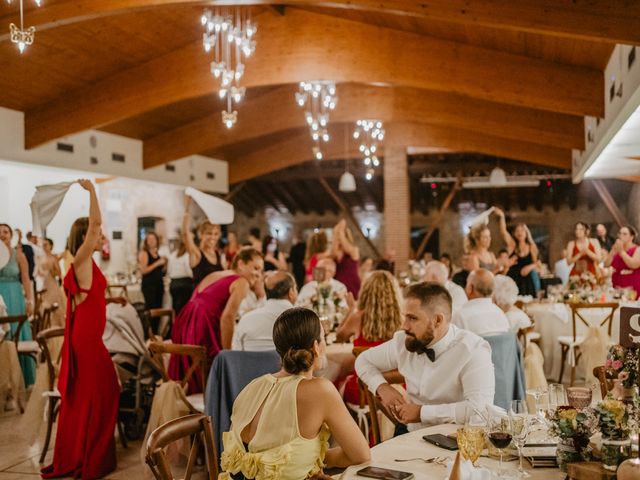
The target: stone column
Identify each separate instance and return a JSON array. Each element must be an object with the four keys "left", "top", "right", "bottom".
[{"left": 383, "top": 145, "right": 410, "bottom": 272}]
